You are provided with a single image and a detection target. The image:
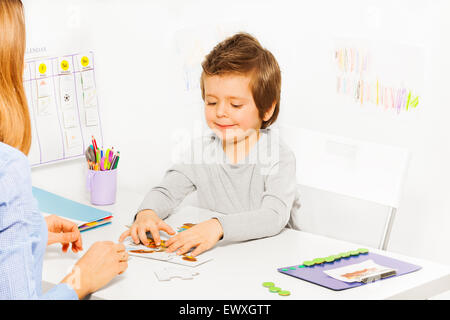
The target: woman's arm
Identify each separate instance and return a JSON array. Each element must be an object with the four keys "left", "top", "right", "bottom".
[{"left": 0, "top": 153, "right": 78, "bottom": 299}]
